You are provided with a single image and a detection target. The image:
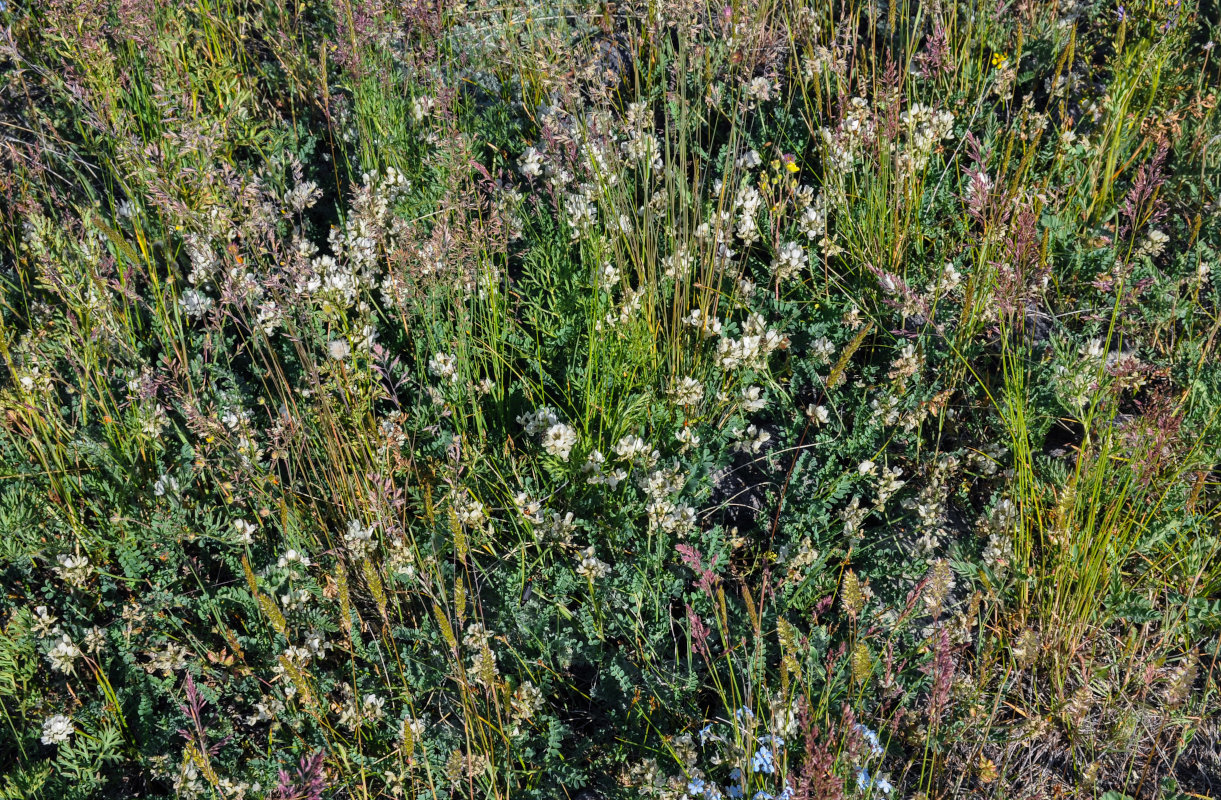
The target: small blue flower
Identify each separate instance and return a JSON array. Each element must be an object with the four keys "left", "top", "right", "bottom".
[
  {"left": 688, "top": 777, "right": 706, "bottom": 797},
  {"left": 778, "top": 786, "right": 795, "bottom": 800},
  {"left": 735, "top": 706, "right": 755, "bottom": 723},
  {"left": 854, "top": 723, "right": 884, "bottom": 758},
  {"left": 726, "top": 786, "right": 744, "bottom": 799},
  {"left": 752, "top": 792, "right": 775, "bottom": 800},
  {"left": 699, "top": 723, "right": 715, "bottom": 745},
  {"left": 729, "top": 768, "right": 742, "bottom": 781},
  {"left": 751, "top": 746, "right": 776, "bottom": 774},
  {"left": 856, "top": 768, "right": 894, "bottom": 795}
]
